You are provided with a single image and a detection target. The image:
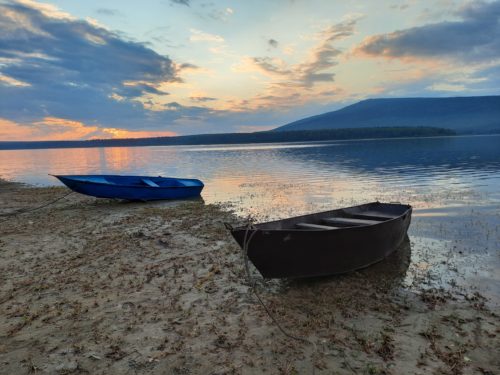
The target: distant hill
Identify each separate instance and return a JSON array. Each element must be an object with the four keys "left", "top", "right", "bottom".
[{"left": 275, "top": 96, "right": 500, "bottom": 134}]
